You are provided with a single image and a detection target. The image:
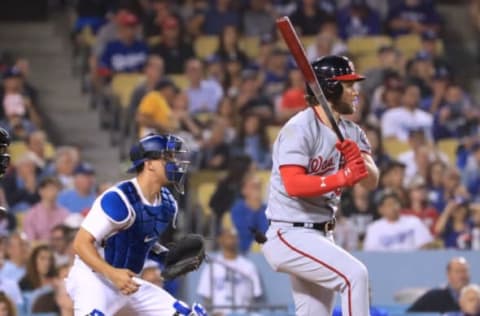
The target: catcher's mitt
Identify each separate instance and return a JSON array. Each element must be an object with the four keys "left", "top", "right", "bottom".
[{"left": 161, "top": 234, "right": 206, "bottom": 280}]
